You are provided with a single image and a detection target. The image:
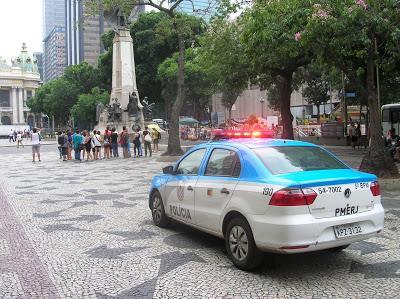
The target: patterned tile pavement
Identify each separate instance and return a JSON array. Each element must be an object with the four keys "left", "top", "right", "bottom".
[{"left": 0, "top": 147, "right": 399, "bottom": 298}]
